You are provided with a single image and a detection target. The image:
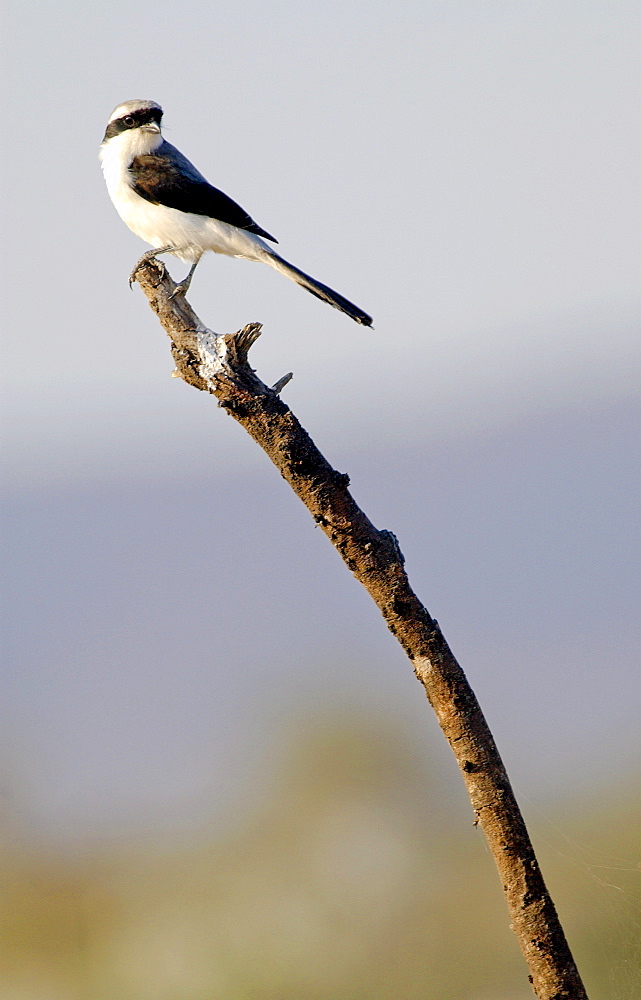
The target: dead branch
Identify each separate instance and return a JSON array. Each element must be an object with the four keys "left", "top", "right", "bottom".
[{"left": 131, "top": 258, "right": 589, "bottom": 1000}]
